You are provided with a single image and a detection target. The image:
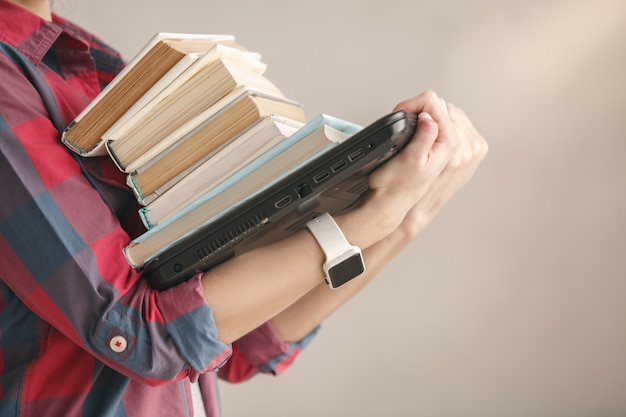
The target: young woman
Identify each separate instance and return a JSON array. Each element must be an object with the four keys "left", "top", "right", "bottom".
[{"left": 0, "top": 0, "right": 488, "bottom": 415}]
